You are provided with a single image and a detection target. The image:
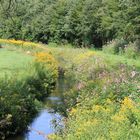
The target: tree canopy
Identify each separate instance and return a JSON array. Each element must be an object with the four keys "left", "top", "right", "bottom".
[{"left": 0, "top": 0, "right": 139, "bottom": 47}]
